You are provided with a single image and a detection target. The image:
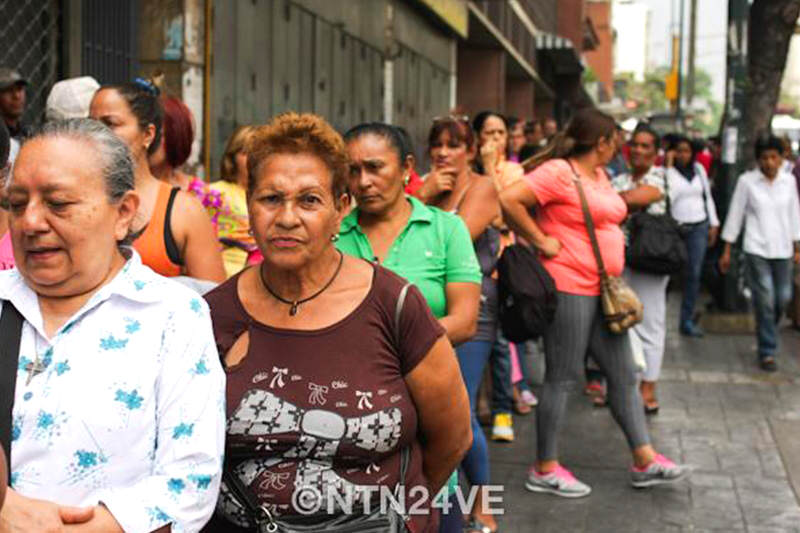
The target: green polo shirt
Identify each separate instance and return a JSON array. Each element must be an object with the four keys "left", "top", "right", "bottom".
[{"left": 337, "top": 196, "right": 481, "bottom": 318}]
